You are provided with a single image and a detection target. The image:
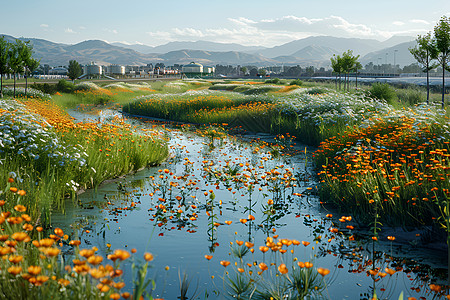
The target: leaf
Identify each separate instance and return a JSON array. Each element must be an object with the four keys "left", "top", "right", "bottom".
[{"left": 398, "top": 291, "right": 404, "bottom": 300}]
